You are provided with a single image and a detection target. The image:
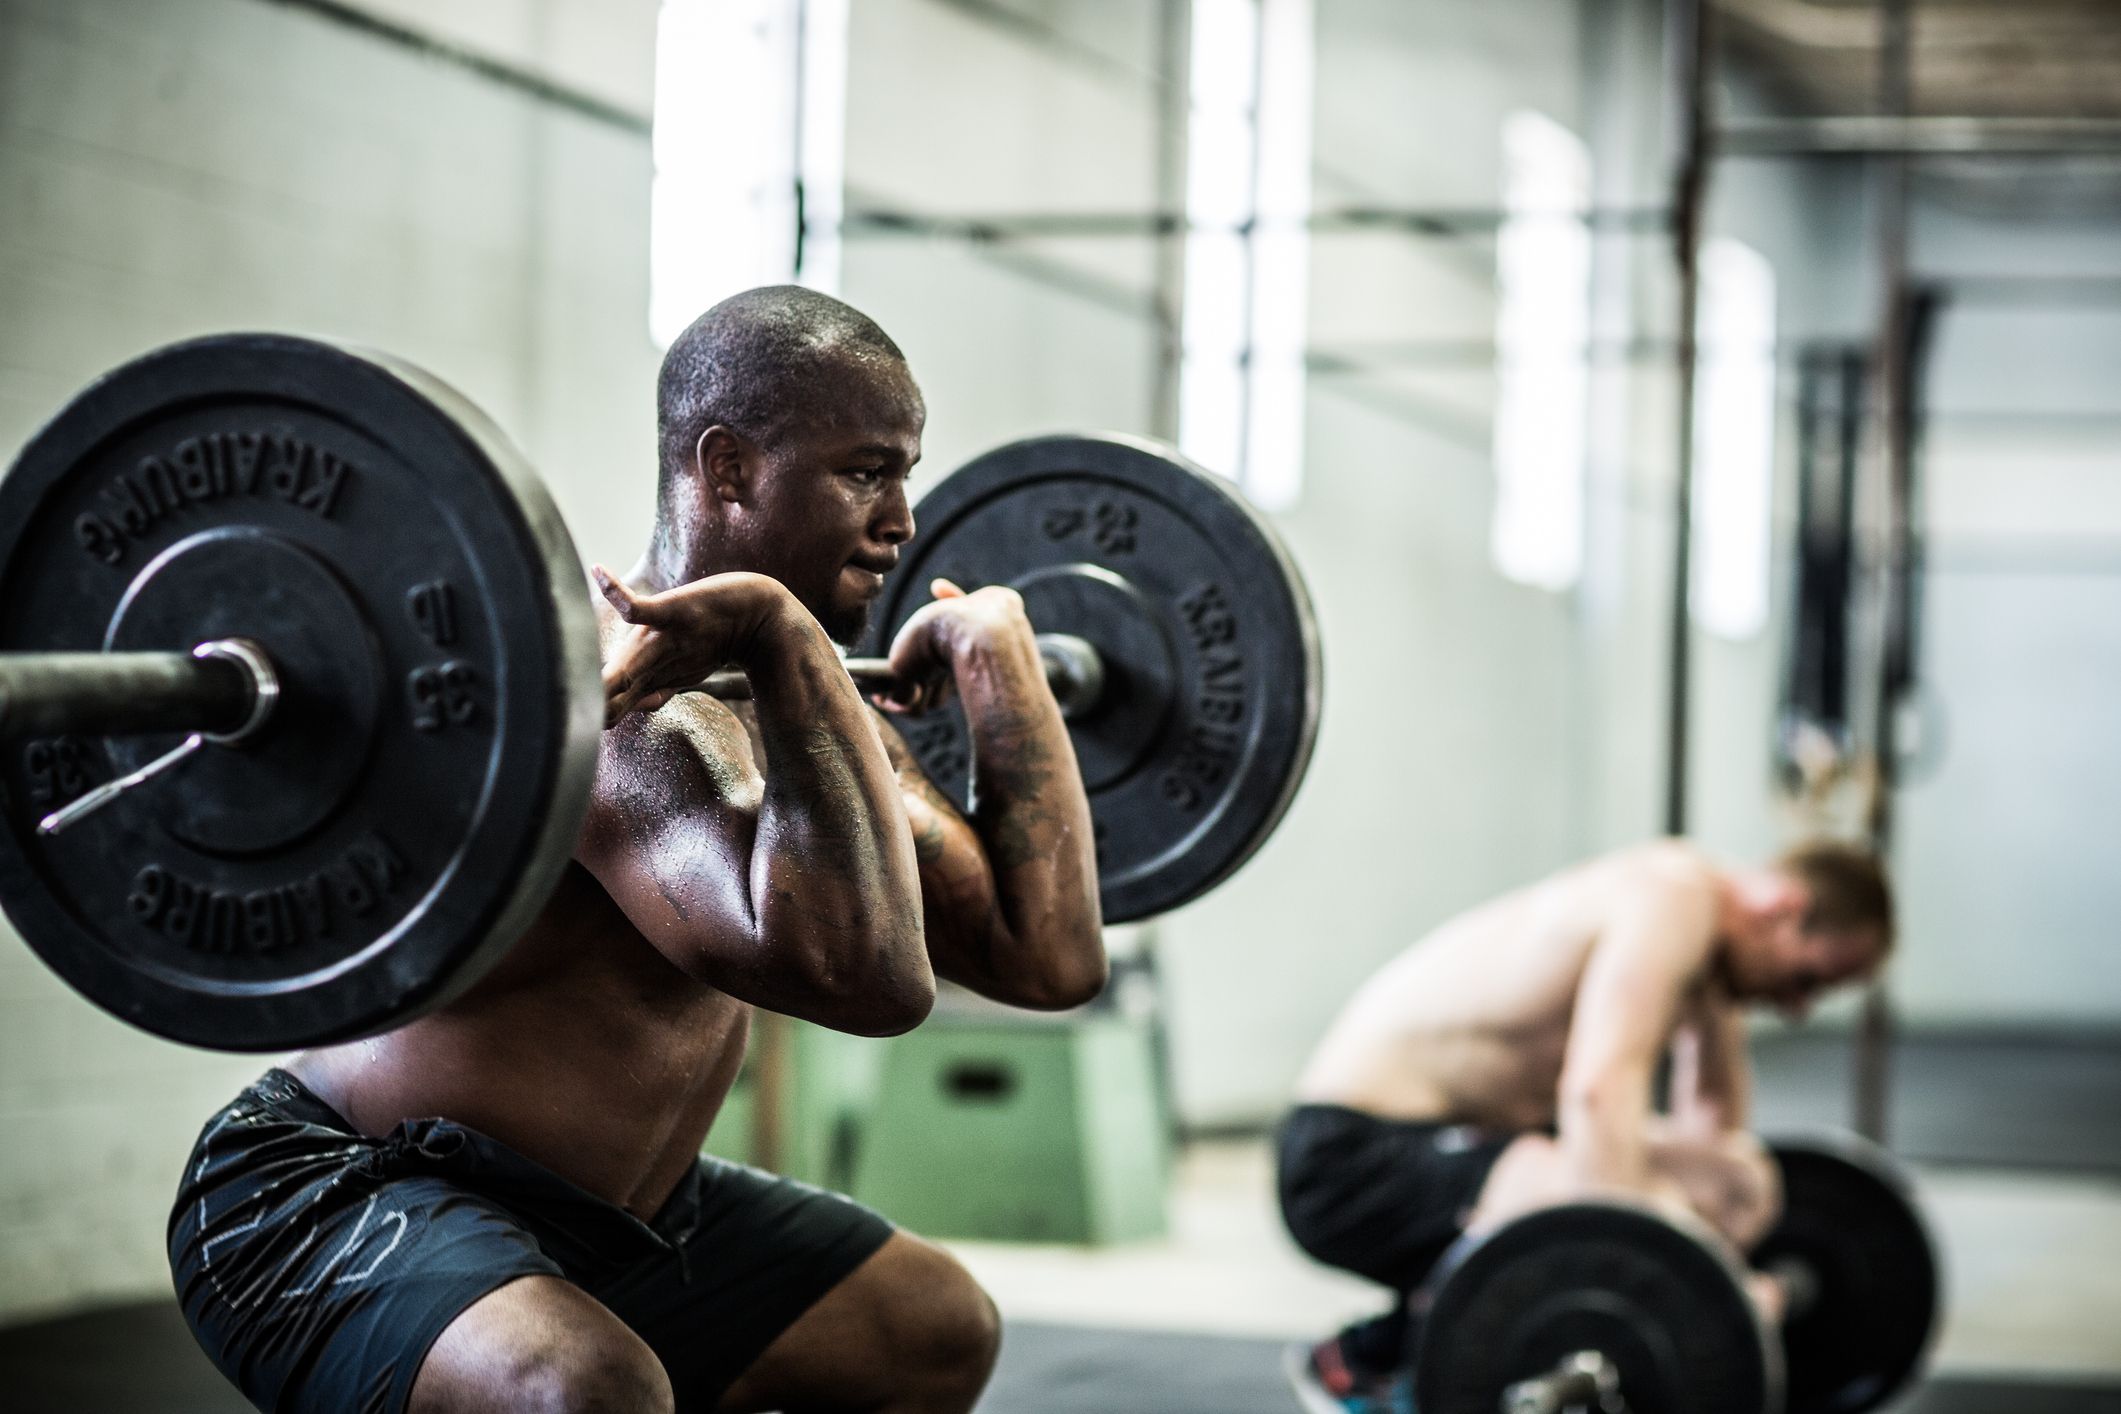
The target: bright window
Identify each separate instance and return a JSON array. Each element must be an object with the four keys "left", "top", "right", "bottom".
[
  {"left": 1490, "top": 110, "right": 1593, "bottom": 592},
  {"left": 1691, "top": 236, "right": 1778, "bottom": 640},
  {"left": 649, "top": 0, "right": 847, "bottom": 347},
  {"left": 1178, "top": 0, "right": 1313, "bottom": 512}
]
